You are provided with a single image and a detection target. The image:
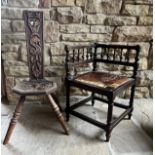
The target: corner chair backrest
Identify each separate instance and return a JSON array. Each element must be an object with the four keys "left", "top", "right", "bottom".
[
  {"left": 65, "top": 43, "right": 140, "bottom": 79},
  {"left": 94, "top": 43, "right": 140, "bottom": 79}
]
